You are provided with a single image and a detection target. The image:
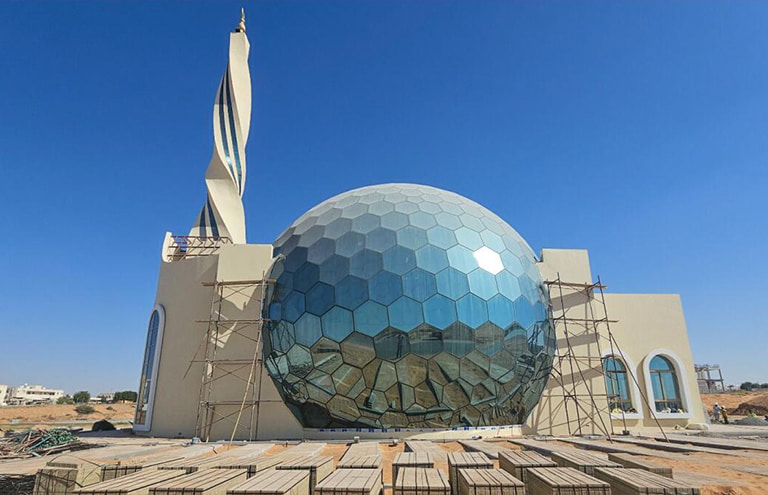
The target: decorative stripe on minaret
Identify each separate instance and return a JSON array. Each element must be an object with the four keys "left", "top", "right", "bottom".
[{"left": 188, "top": 12, "right": 251, "bottom": 244}]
